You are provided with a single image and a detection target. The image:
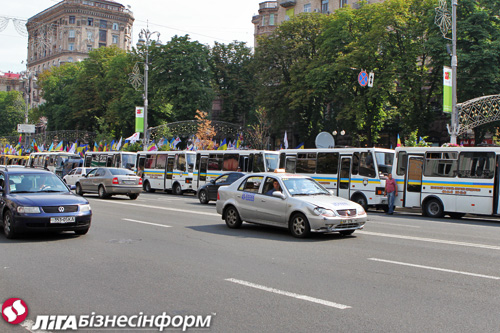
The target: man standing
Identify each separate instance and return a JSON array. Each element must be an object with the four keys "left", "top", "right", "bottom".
[{"left": 384, "top": 173, "right": 398, "bottom": 215}]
